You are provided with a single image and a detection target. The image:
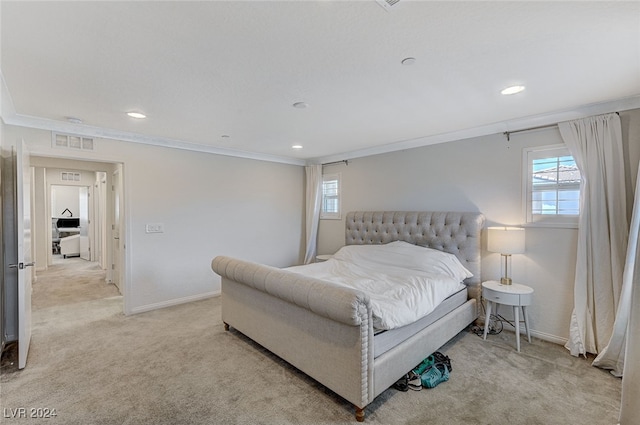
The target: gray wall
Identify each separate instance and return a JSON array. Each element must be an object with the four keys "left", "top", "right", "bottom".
[{"left": 318, "top": 108, "right": 640, "bottom": 342}]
